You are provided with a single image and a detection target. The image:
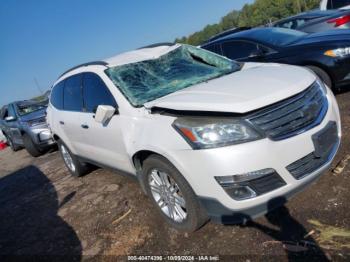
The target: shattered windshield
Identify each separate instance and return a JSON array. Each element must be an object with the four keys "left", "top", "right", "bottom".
[{"left": 105, "top": 44, "right": 240, "bottom": 106}]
